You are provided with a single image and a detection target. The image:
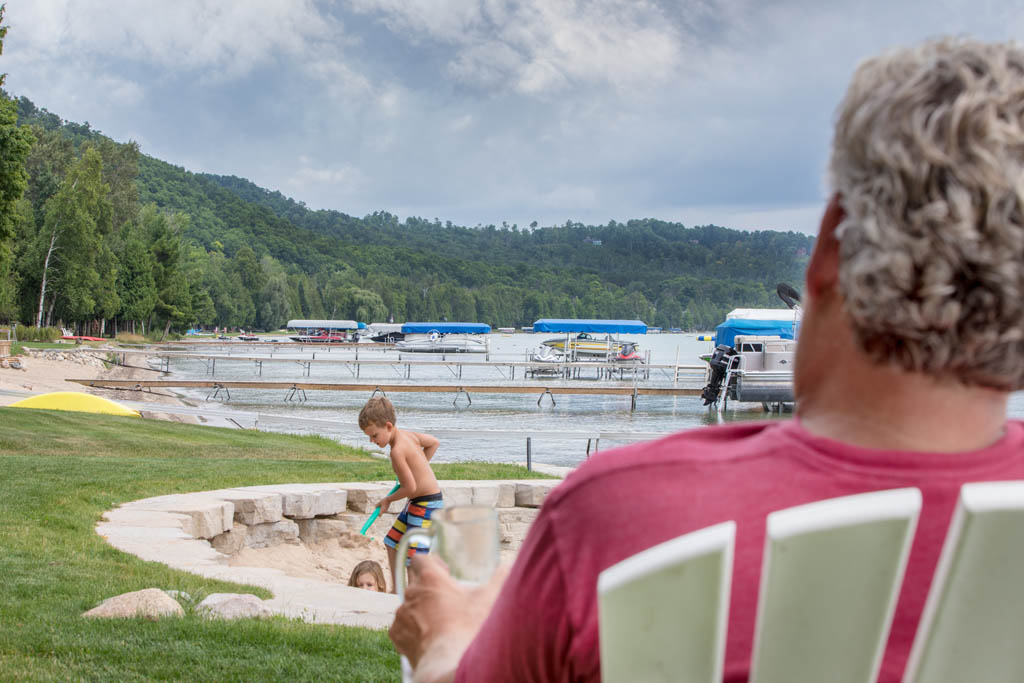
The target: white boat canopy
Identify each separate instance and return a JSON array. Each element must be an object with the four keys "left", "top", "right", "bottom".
[{"left": 724, "top": 309, "right": 797, "bottom": 321}]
